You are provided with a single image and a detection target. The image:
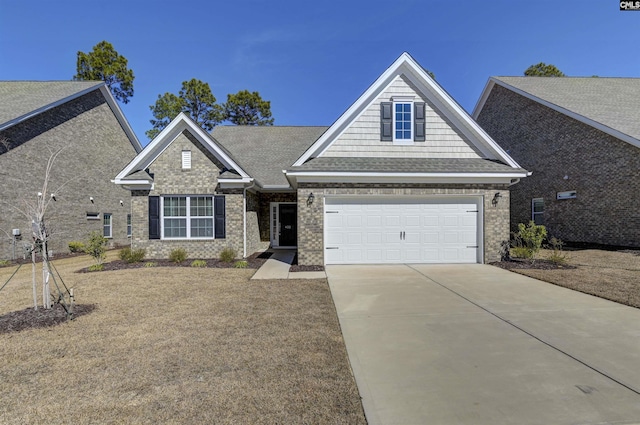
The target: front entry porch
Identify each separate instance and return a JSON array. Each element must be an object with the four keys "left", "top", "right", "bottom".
[{"left": 270, "top": 202, "right": 298, "bottom": 249}]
